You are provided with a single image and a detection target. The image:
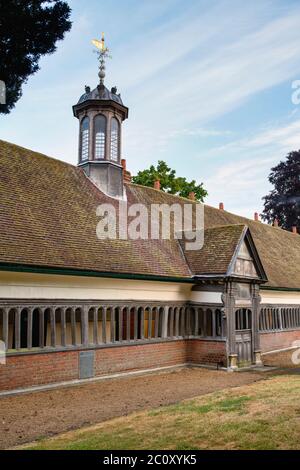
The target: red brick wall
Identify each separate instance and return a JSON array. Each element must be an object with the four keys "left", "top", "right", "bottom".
[
  {"left": 0, "top": 339, "right": 226, "bottom": 392},
  {"left": 0, "top": 351, "right": 79, "bottom": 392},
  {"left": 262, "top": 347, "right": 300, "bottom": 368},
  {"left": 187, "top": 340, "right": 227, "bottom": 367},
  {"left": 260, "top": 330, "right": 300, "bottom": 353},
  {"left": 94, "top": 341, "right": 188, "bottom": 376}
]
